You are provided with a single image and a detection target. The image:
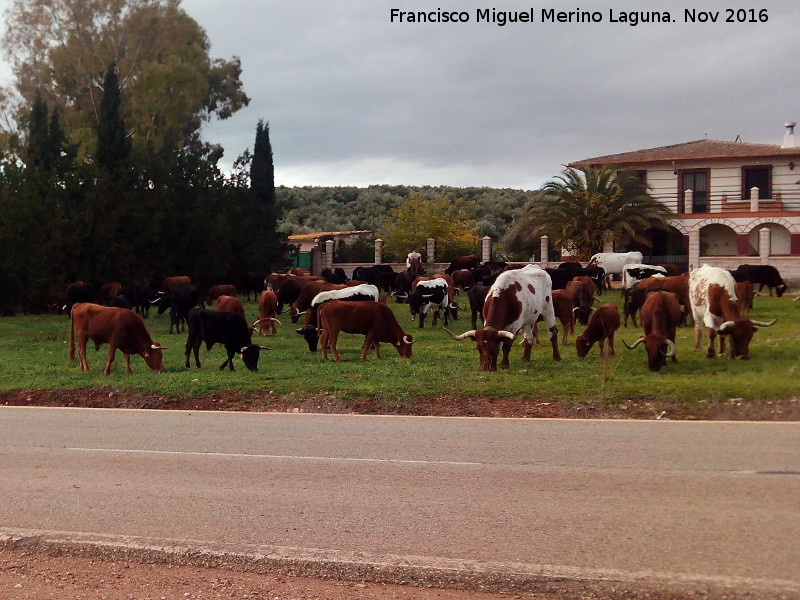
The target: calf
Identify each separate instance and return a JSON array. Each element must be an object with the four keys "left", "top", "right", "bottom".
[
  {"left": 624, "top": 291, "right": 681, "bottom": 371},
  {"left": 299, "top": 284, "right": 381, "bottom": 351},
  {"left": 690, "top": 265, "right": 776, "bottom": 360},
  {"left": 317, "top": 300, "right": 414, "bottom": 361},
  {"left": 184, "top": 308, "right": 267, "bottom": 371},
  {"left": 69, "top": 303, "right": 164, "bottom": 375},
  {"left": 735, "top": 280, "right": 755, "bottom": 315},
  {"left": 575, "top": 303, "right": 620, "bottom": 358},
  {"left": 566, "top": 275, "right": 596, "bottom": 326},
  {"left": 552, "top": 289, "right": 575, "bottom": 345}
]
